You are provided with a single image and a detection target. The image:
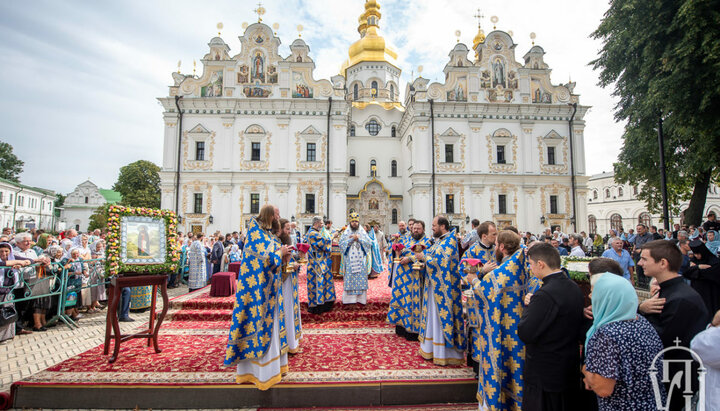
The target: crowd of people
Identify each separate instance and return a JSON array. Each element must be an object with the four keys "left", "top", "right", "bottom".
[
  {"left": 2, "top": 209, "right": 719, "bottom": 410},
  {"left": 0, "top": 228, "right": 107, "bottom": 343},
  {"left": 217, "top": 207, "right": 719, "bottom": 411}
]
